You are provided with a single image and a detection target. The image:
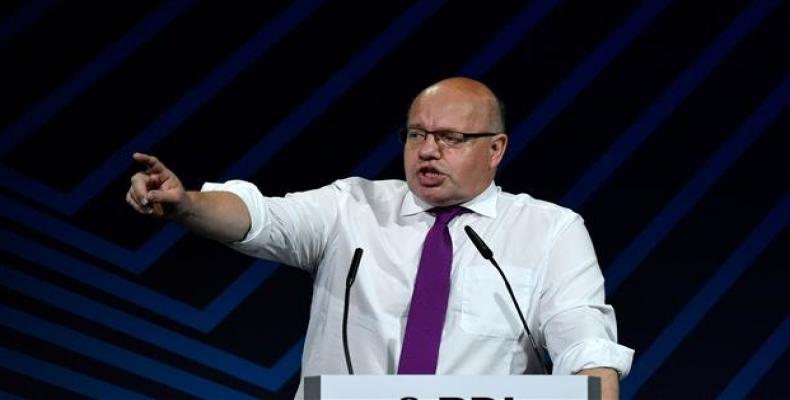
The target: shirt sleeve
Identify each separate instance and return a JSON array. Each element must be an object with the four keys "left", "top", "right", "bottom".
[
  {"left": 538, "top": 214, "right": 634, "bottom": 377},
  {"left": 201, "top": 179, "right": 340, "bottom": 271}
]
